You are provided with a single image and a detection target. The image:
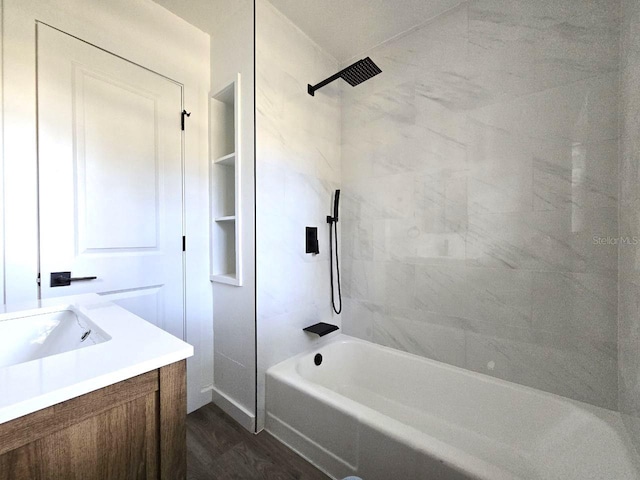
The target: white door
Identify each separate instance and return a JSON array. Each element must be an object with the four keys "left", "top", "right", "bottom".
[{"left": 37, "top": 24, "right": 185, "bottom": 340}]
